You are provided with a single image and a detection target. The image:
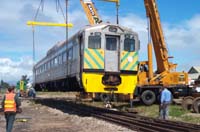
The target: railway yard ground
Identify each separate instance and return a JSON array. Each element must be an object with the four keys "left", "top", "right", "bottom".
[{"left": 0, "top": 92, "right": 200, "bottom": 132}]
